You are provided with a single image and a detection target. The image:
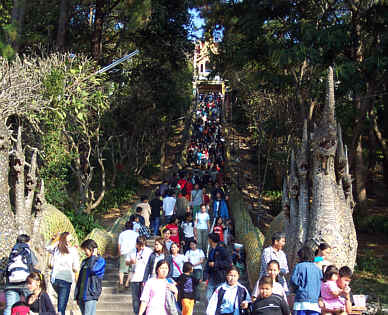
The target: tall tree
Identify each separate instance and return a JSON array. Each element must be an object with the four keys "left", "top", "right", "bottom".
[{"left": 56, "top": 0, "right": 68, "bottom": 49}]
